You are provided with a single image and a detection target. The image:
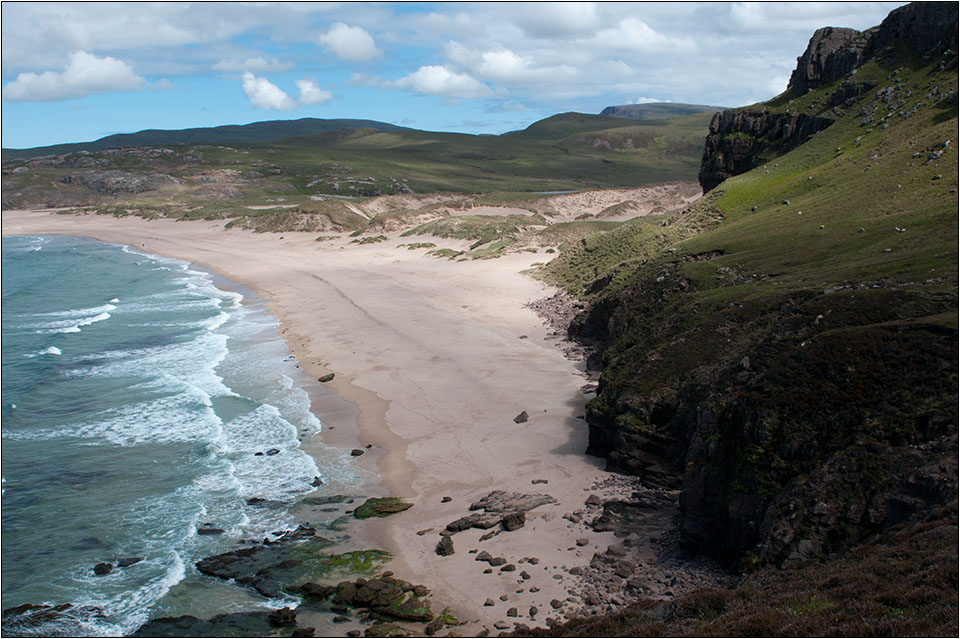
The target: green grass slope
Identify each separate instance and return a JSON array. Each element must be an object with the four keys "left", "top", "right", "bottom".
[
  {"left": 531, "top": 33, "right": 958, "bottom": 639},
  {"left": 2, "top": 111, "right": 712, "bottom": 216},
  {"left": 1, "top": 118, "right": 412, "bottom": 160}
]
